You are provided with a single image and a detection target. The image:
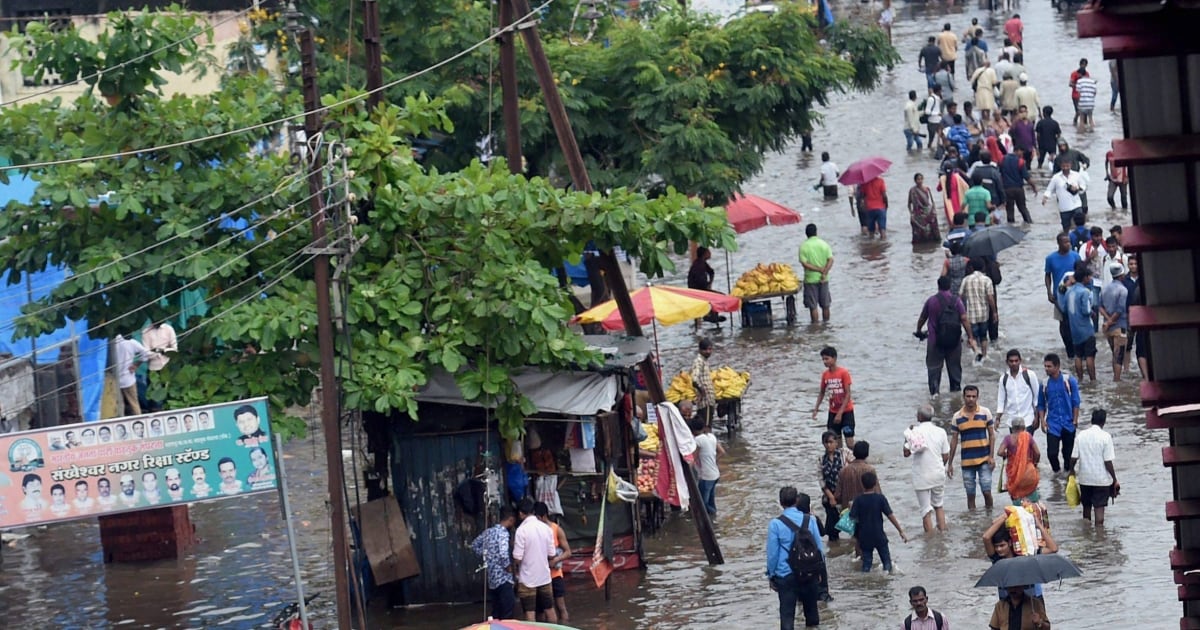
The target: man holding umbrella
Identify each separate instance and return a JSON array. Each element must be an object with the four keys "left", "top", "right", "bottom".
[
  {"left": 989, "top": 585, "right": 1052, "bottom": 629},
  {"left": 840, "top": 157, "right": 893, "bottom": 240}
]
